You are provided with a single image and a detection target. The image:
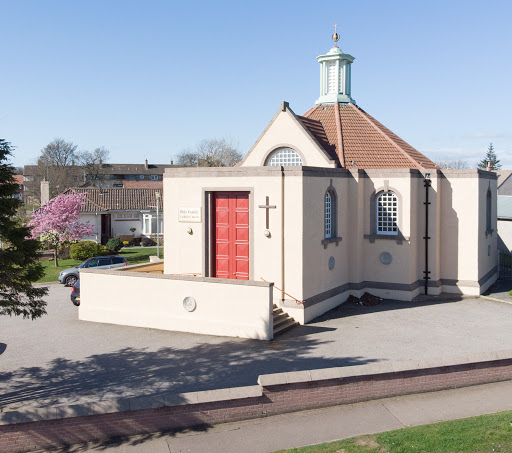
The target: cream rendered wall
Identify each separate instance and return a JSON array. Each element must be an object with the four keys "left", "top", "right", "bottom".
[
  {"left": 301, "top": 172, "right": 353, "bottom": 321},
  {"left": 301, "top": 170, "right": 425, "bottom": 322},
  {"left": 163, "top": 167, "right": 305, "bottom": 322},
  {"left": 360, "top": 172, "right": 416, "bottom": 300},
  {"left": 301, "top": 173, "right": 350, "bottom": 297},
  {"left": 240, "top": 108, "right": 336, "bottom": 168},
  {"left": 438, "top": 171, "right": 497, "bottom": 295},
  {"left": 477, "top": 175, "right": 498, "bottom": 292},
  {"left": 80, "top": 270, "right": 273, "bottom": 340}
]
